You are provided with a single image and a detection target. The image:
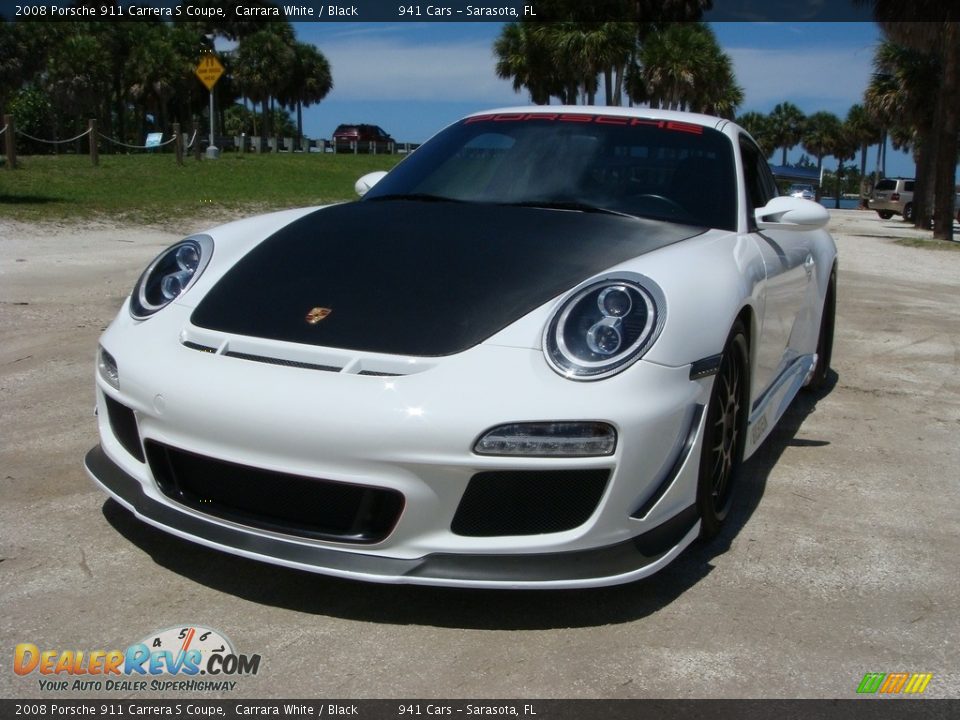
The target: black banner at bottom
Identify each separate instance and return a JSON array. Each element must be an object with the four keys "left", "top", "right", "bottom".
[{"left": 2, "top": 699, "right": 958, "bottom": 720}]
